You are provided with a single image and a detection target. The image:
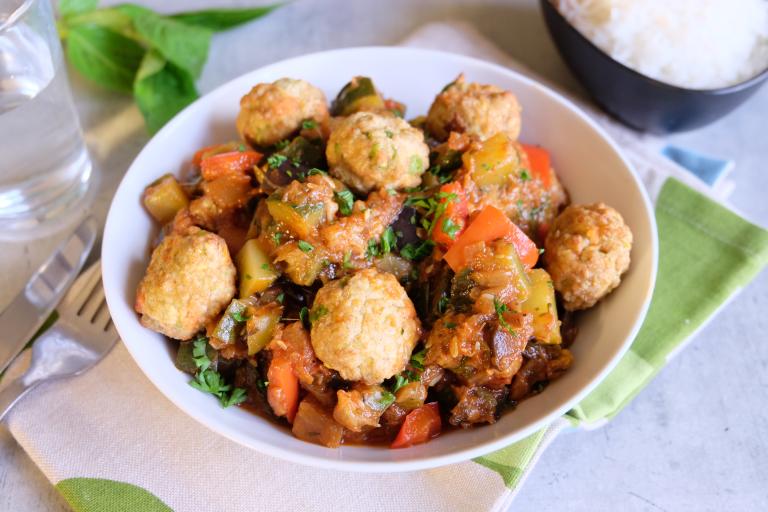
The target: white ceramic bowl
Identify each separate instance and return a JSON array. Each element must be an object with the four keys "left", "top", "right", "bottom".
[{"left": 102, "top": 47, "right": 657, "bottom": 472}]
